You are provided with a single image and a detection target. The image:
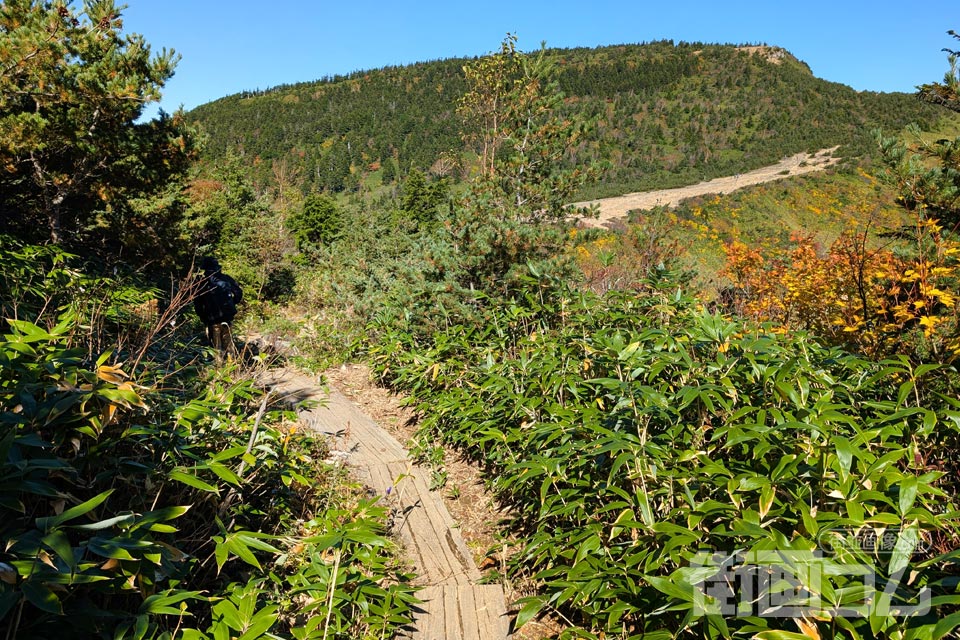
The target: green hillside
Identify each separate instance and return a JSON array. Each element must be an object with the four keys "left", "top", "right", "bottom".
[{"left": 188, "top": 40, "right": 943, "bottom": 197}]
